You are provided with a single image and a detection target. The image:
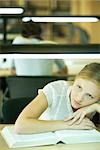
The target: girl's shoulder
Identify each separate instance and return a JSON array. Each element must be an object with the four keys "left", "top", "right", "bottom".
[{"left": 45, "top": 80, "right": 73, "bottom": 89}]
